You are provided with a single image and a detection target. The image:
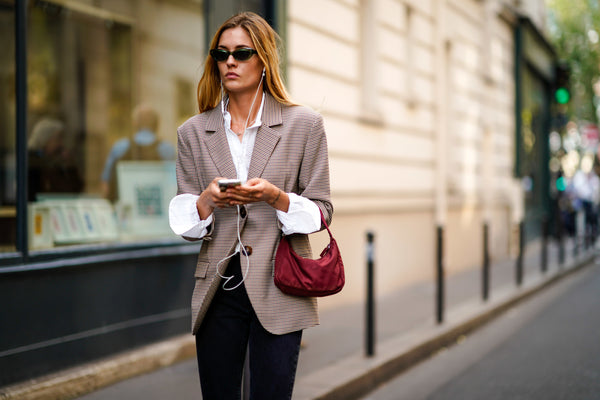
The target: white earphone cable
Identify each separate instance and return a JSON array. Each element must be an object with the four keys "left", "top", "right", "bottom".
[
  {"left": 215, "top": 69, "right": 264, "bottom": 291},
  {"left": 215, "top": 205, "right": 250, "bottom": 291}
]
